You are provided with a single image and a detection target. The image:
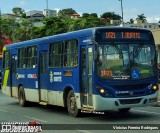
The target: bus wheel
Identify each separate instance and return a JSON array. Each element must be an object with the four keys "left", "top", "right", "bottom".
[
  {"left": 67, "top": 90, "right": 81, "bottom": 117},
  {"left": 118, "top": 108, "right": 131, "bottom": 113},
  {"left": 18, "top": 86, "right": 27, "bottom": 107}
]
